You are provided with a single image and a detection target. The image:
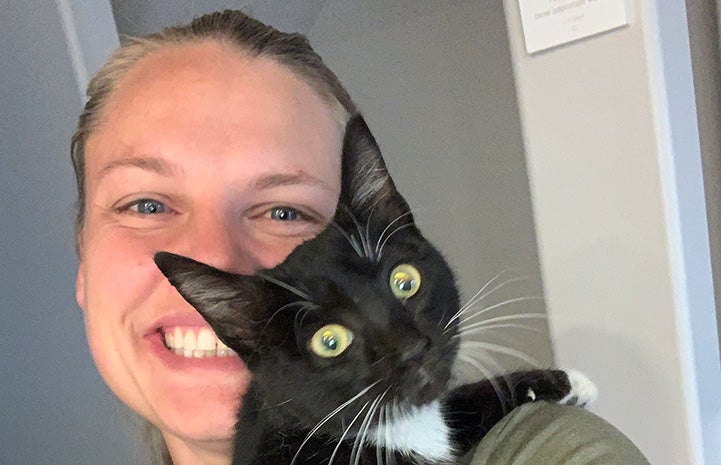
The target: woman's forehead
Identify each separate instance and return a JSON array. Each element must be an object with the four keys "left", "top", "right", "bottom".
[
  {"left": 101, "top": 42, "right": 337, "bottom": 131},
  {"left": 84, "top": 41, "right": 343, "bottom": 186}
]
